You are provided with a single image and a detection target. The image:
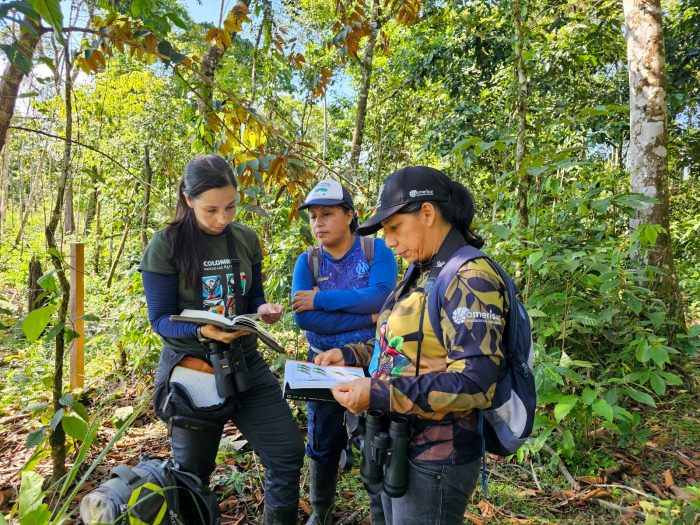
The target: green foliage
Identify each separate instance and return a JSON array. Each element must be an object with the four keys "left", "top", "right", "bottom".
[
  {"left": 27, "top": 0, "right": 62, "bottom": 40},
  {"left": 18, "top": 471, "right": 51, "bottom": 525}
]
